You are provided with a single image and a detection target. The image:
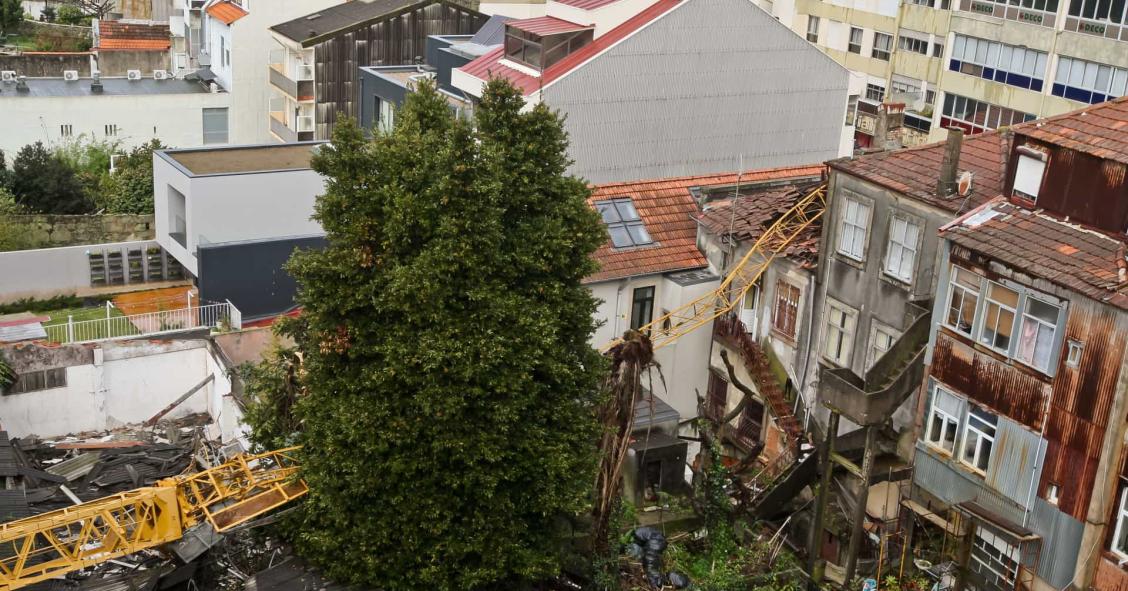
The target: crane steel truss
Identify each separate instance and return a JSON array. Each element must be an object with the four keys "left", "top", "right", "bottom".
[
  {"left": 607, "top": 183, "right": 827, "bottom": 352},
  {"left": 0, "top": 447, "right": 306, "bottom": 590}
]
